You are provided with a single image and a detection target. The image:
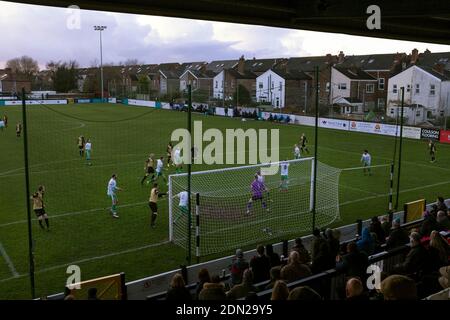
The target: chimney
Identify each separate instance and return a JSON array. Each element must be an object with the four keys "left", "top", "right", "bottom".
[
  {"left": 411, "top": 48, "right": 419, "bottom": 64},
  {"left": 338, "top": 51, "right": 345, "bottom": 63},
  {"left": 424, "top": 48, "right": 431, "bottom": 54},
  {"left": 4, "top": 67, "right": 12, "bottom": 74},
  {"left": 433, "top": 63, "right": 445, "bottom": 75},
  {"left": 238, "top": 55, "right": 245, "bottom": 74},
  {"left": 326, "top": 53, "right": 332, "bottom": 64}
]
